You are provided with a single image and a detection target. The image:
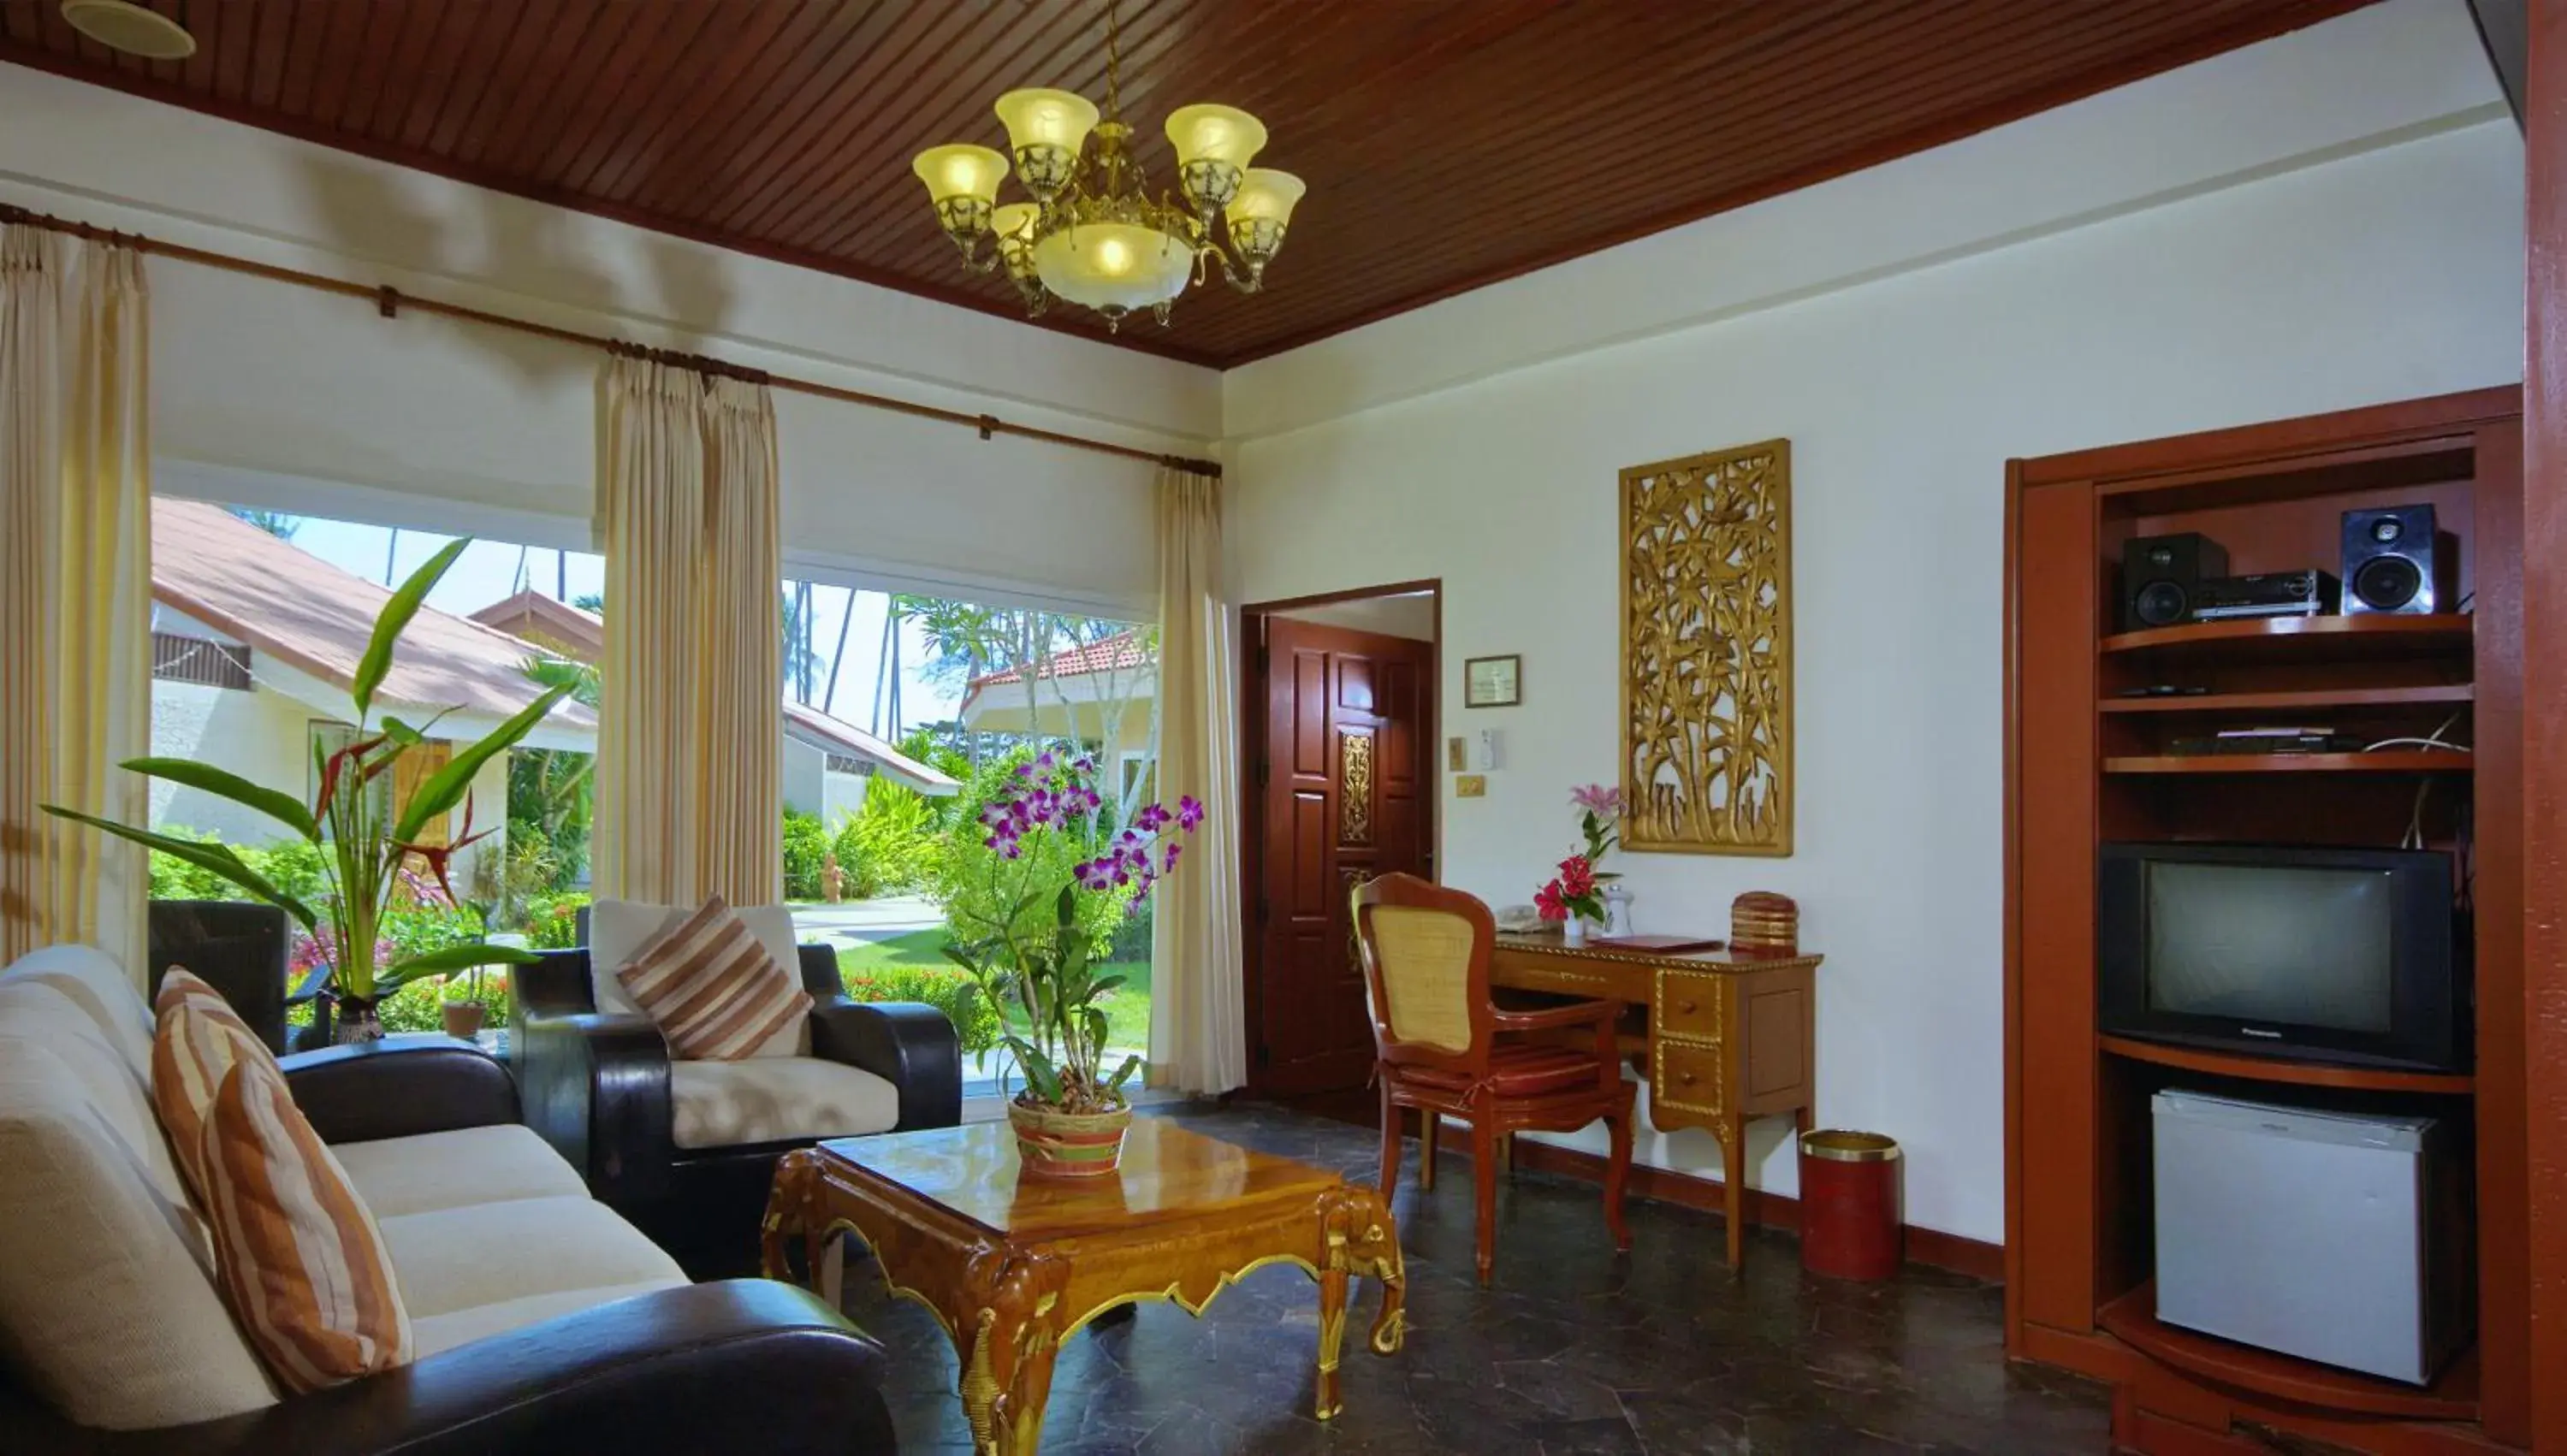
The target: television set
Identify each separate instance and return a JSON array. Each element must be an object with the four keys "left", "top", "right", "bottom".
[{"left": 2097, "top": 843, "right": 2466, "bottom": 1073}]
